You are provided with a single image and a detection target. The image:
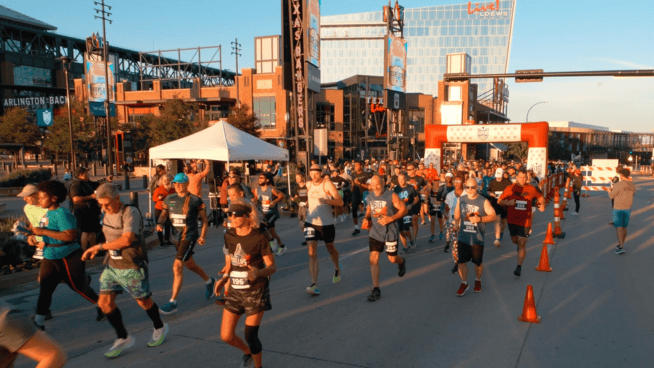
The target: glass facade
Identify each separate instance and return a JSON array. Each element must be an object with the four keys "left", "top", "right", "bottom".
[{"left": 321, "top": 0, "right": 516, "bottom": 95}]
